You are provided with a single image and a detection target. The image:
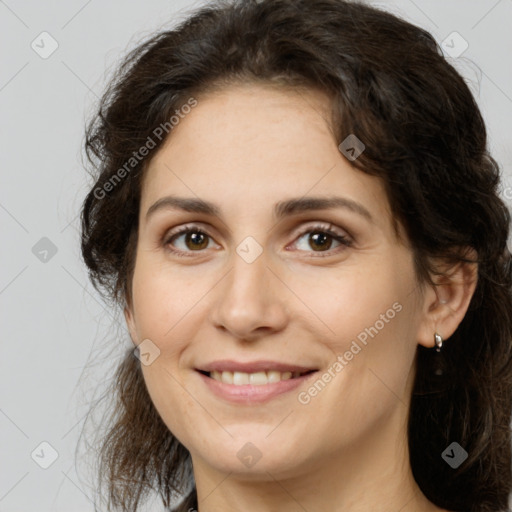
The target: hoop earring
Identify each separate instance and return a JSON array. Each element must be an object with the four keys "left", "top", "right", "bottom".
[{"left": 434, "top": 332, "right": 443, "bottom": 352}]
